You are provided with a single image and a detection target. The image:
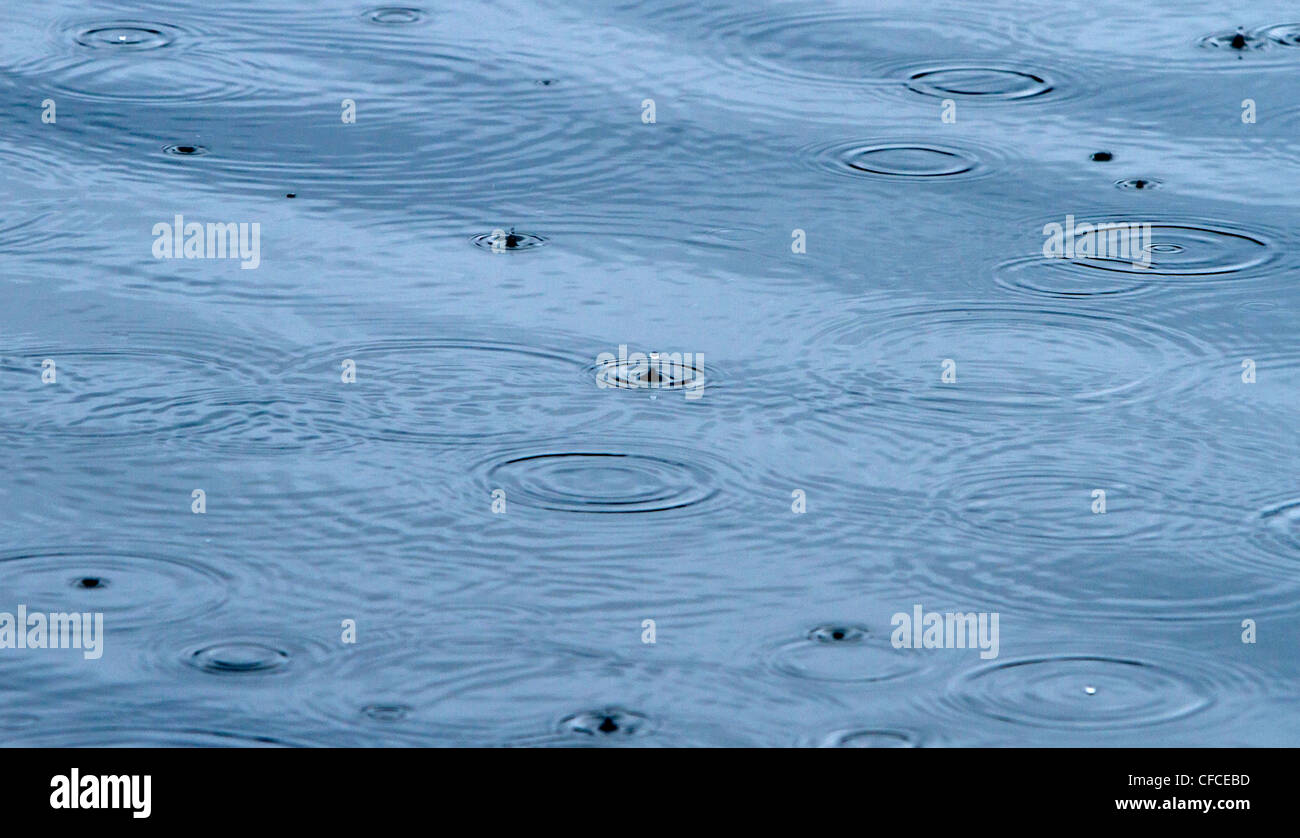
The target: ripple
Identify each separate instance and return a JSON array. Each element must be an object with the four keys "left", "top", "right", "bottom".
[
  {"left": 994, "top": 218, "right": 1278, "bottom": 298},
  {"left": 940, "top": 469, "right": 1236, "bottom": 548},
  {"left": 152, "top": 626, "right": 338, "bottom": 684},
  {"left": 485, "top": 452, "right": 718, "bottom": 514},
  {"left": 948, "top": 655, "right": 1214, "bottom": 729},
  {"left": 361, "top": 703, "right": 413, "bottom": 722},
  {"left": 558, "top": 708, "right": 652, "bottom": 737},
  {"left": 298, "top": 604, "right": 557, "bottom": 741},
  {"left": 700, "top": 8, "right": 1029, "bottom": 90},
  {"left": 1115, "top": 177, "right": 1161, "bottom": 191},
  {"left": 1198, "top": 30, "right": 1268, "bottom": 52},
  {"left": 808, "top": 624, "right": 869, "bottom": 644},
  {"left": 362, "top": 7, "right": 426, "bottom": 25},
  {"left": 768, "top": 625, "right": 923, "bottom": 683},
  {"left": 0, "top": 342, "right": 267, "bottom": 445},
  {"left": 822, "top": 142, "right": 980, "bottom": 179},
  {"left": 0, "top": 726, "right": 302, "bottom": 747},
  {"left": 1259, "top": 498, "right": 1300, "bottom": 543},
  {"left": 684, "top": 227, "right": 765, "bottom": 249},
  {"left": 905, "top": 66, "right": 1053, "bottom": 100},
  {"left": 1251, "top": 495, "right": 1300, "bottom": 568},
  {"left": 1064, "top": 221, "right": 1273, "bottom": 277},
  {"left": 1261, "top": 23, "right": 1300, "bottom": 47},
  {"left": 0, "top": 548, "right": 231, "bottom": 629},
  {"left": 994, "top": 255, "right": 1154, "bottom": 299},
  {"left": 908, "top": 450, "right": 1300, "bottom": 620},
  {"left": 806, "top": 303, "right": 1212, "bottom": 414},
  {"left": 74, "top": 22, "right": 177, "bottom": 50},
  {"left": 1008, "top": 8, "right": 1300, "bottom": 71},
  {"left": 30, "top": 19, "right": 260, "bottom": 103},
  {"left": 817, "top": 728, "right": 921, "bottom": 747},
  {"left": 163, "top": 143, "right": 209, "bottom": 157},
  {"left": 588, "top": 351, "right": 713, "bottom": 394},
  {"left": 275, "top": 337, "right": 613, "bottom": 448},
  {"left": 470, "top": 230, "right": 548, "bottom": 251},
  {"left": 0, "top": 210, "right": 66, "bottom": 254},
  {"left": 185, "top": 641, "right": 291, "bottom": 675}
]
